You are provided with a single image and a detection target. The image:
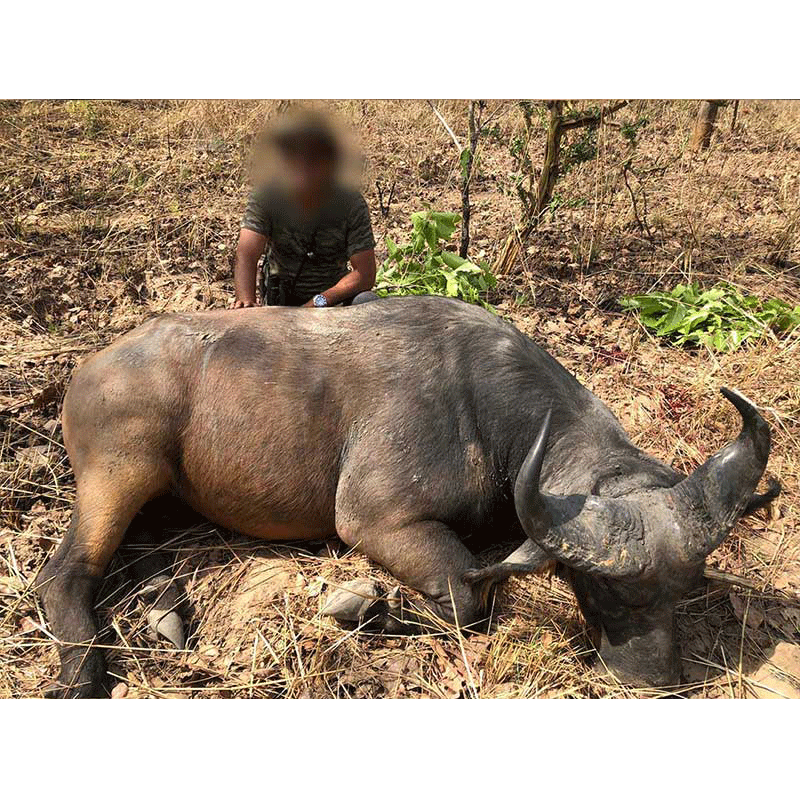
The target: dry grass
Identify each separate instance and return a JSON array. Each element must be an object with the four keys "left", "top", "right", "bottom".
[{"left": 1, "top": 100, "right": 799, "bottom": 699}]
